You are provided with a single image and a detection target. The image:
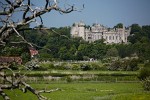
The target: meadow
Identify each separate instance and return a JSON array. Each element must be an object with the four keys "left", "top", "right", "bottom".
[
  {"left": 1, "top": 66, "right": 149, "bottom": 100},
  {"left": 1, "top": 82, "right": 150, "bottom": 100}
]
